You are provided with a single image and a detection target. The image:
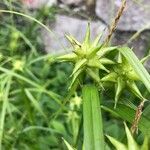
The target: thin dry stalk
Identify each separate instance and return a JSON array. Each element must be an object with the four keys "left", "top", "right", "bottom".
[
  {"left": 130, "top": 100, "right": 145, "bottom": 135},
  {"left": 104, "top": 0, "right": 126, "bottom": 46}
]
